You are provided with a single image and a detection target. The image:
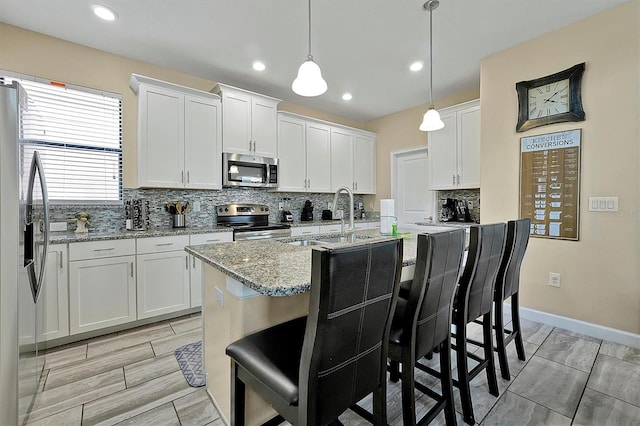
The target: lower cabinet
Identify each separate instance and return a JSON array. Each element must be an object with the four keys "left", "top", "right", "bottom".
[
  {"left": 136, "top": 235, "right": 190, "bottom": 319},
  {"left": 40, "top": 247, "right": 69, "bottom": 341},
  {"left": 68, "top": 239, "right": 137, "bottom": 335}
]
